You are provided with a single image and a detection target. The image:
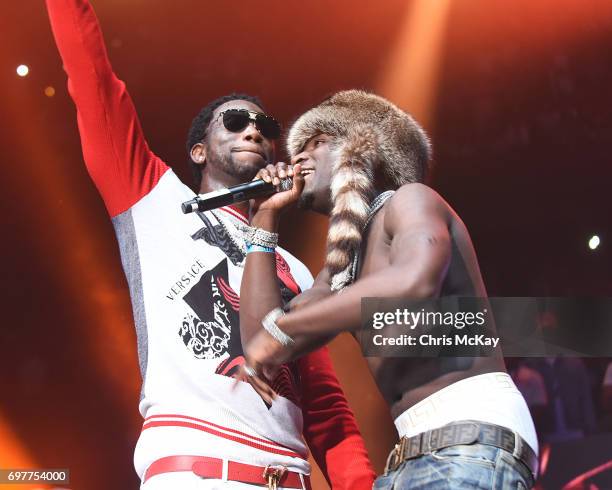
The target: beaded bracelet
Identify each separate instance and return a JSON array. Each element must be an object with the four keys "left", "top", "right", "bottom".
[{"left": 246, "top": 243, "right": 275, "bottom": 254}]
